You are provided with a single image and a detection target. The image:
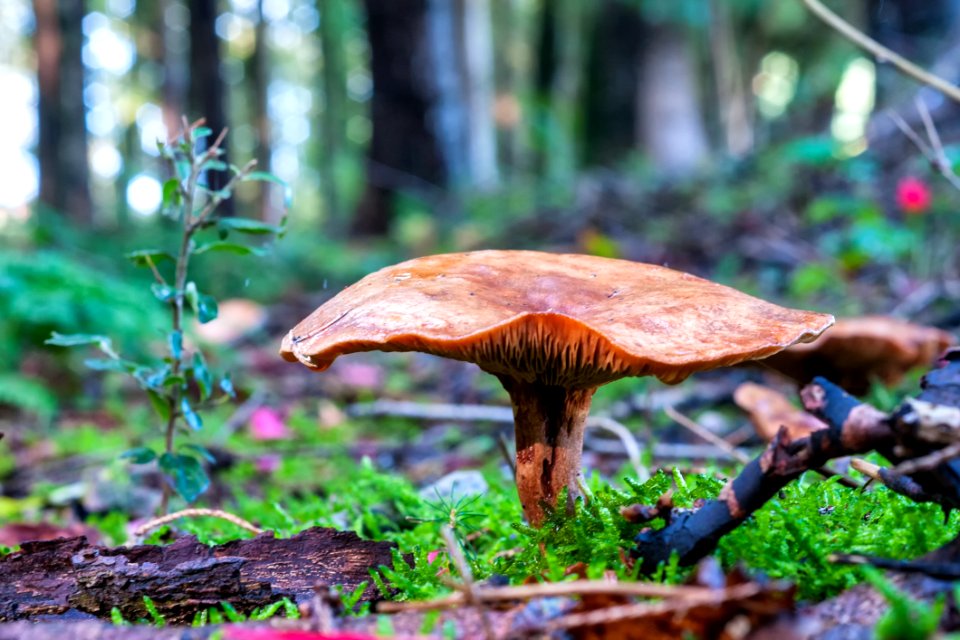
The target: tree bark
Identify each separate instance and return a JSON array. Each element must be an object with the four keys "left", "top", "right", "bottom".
[
  {"left": 0, "top": 528, "right": 395, "bottom": 624},
  {"left": 33, "top": 0, "right": 92, "bottom": 224}
]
